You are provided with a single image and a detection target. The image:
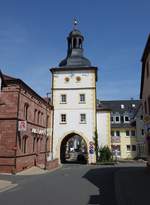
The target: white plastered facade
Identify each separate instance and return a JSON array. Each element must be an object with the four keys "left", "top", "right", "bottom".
[{"left": 51, "top": 69, "right": 97, "bottom": 163}]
